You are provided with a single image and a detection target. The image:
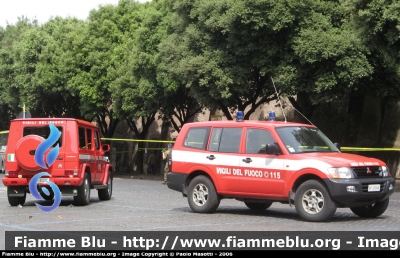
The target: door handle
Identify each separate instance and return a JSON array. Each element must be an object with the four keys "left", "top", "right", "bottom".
[
  {"left": 242, "top": 157, "right": 252, "bottom": 163},
  {"left": 206, "top": 155, "right": 216, "bottom": 160}
]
